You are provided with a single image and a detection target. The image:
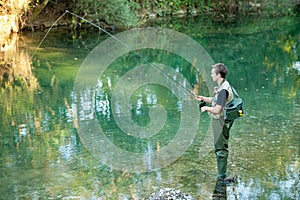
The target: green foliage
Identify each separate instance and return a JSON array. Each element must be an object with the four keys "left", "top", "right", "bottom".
[
  {"left": 73, "top": 0, "right": 139, "bottom": 28},
  {"left": 259, "top": 0, "right": 298, "bottom": 16},
  {"left": 1, "top": 0, "right": 300, "bottom": 30},
  {"left": 130, "top": 0, "right": 299, "bottom": 20}
]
